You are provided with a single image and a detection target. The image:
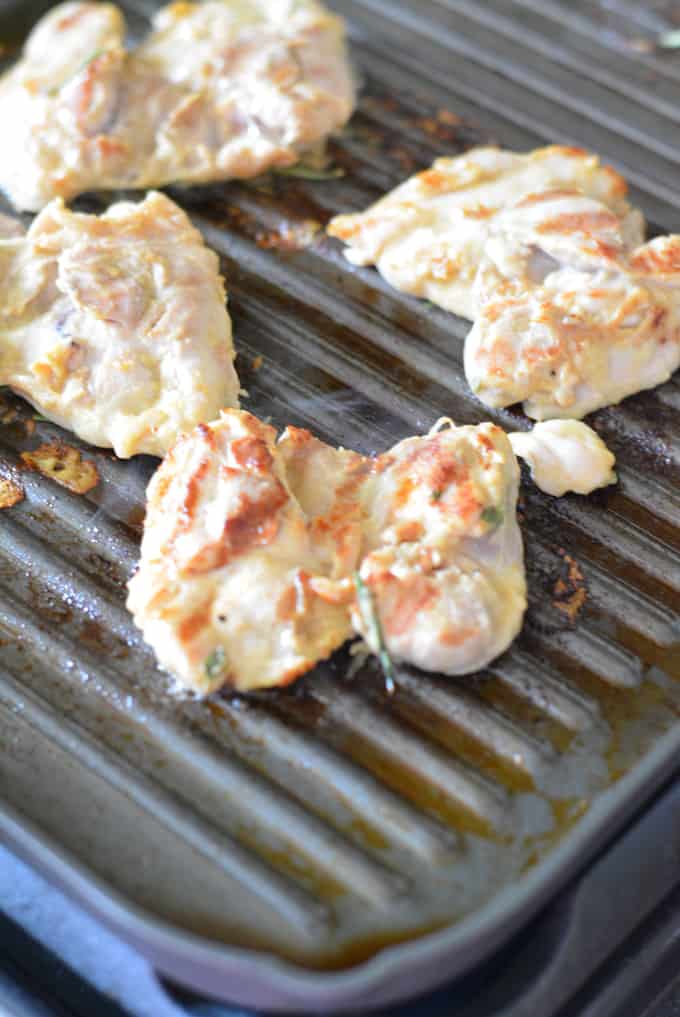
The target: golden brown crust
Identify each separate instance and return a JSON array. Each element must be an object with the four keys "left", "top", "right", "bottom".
[
  {"left": 535, "top": 209, "right": 620, "bottom": 236},
  {"left": 515, "top": 187, "right": 586, "bottom": 208},
  {"left": 0, "top": 476, "right": 25, "bottom": 509}
]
